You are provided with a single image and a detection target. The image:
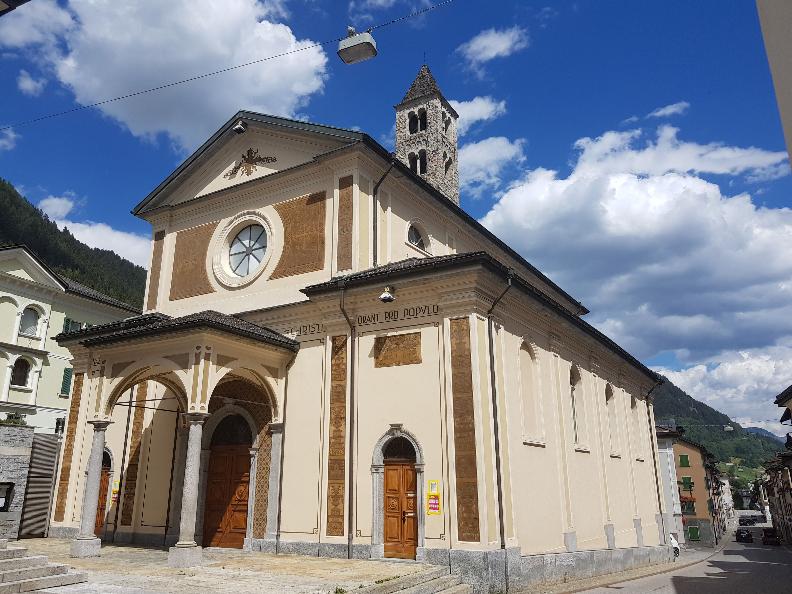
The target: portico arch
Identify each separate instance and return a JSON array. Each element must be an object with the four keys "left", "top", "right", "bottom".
[
  {"left": 103, "top": 358, "right": 190, "bottom": 419},
  {"left": 370, "top": 424, "right": 425, "bottom": 559}
]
